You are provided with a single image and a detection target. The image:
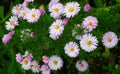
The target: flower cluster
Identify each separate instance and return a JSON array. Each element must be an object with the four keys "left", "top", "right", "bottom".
[
  {"left": 2, "top": 0, "right": 45, "bottom": 44},
  {"left": 16, "top": 51, "right": 63, "bottom": 74}
]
